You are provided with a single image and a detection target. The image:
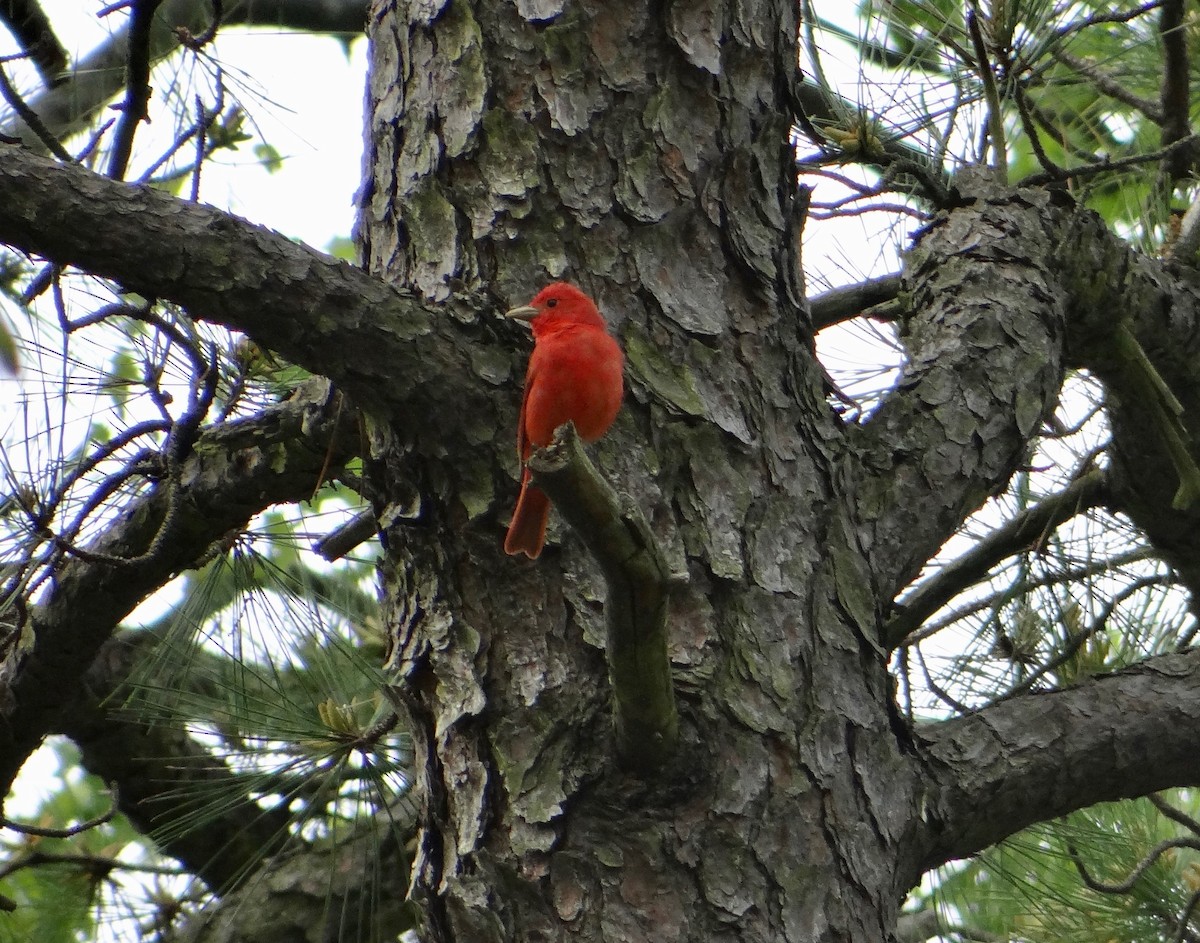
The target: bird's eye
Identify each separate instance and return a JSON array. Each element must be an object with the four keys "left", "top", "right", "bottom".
[{"left": 546, "top": 298, "right": 558, "bottom": 308}]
